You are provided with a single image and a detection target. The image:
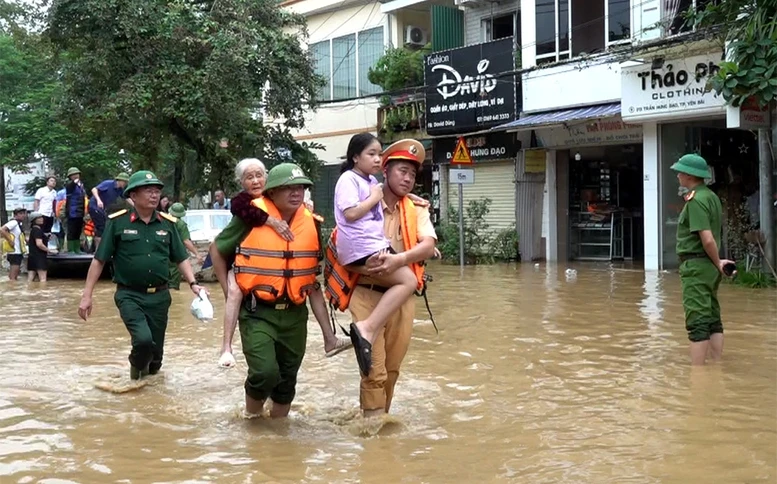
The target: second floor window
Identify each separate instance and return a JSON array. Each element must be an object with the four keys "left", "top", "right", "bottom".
[
  {"left": 482, "top": 12, "right": 521, "bottom": 44},
  {"left": 310, "top": 27, "right": 385, "bottom": 101},
  {"left": 535, "top": 0, "right": 631, "bottom": 65}
]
